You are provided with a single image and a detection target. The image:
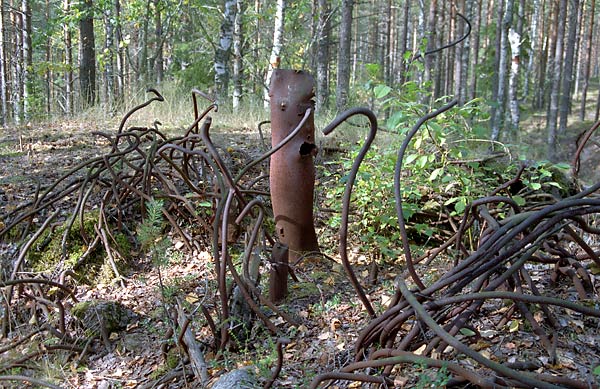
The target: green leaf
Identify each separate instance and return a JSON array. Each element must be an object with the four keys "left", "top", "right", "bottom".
[
  {"left": 530, "top": 182, "right": 542, "bottom": 190},
  {"left": 373, "top": 85, "right": 392, "bottom": 99},
  {"left": 455, "top": 197, "right": 467, "bottom": 214},
  {"left": 593, "top": 365, "right": 600, "bottom": 376},
  {"left": 405, "top": 153, "right": 419, "bottom": 165},
  {"left": 459, "top": 328, "right": 477, "bottom": 337},
  {"left": 512, "top": 195, "right": 526, "bottom": 206},
  {"left": 198, "top": 201, "right": 212, "bottom": 207},
  {"left": 429, "top": 167, "right": 443, "bottom": 181},
  {"left": 508, "top": 319, "right": 519, "bottom": 333}
]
